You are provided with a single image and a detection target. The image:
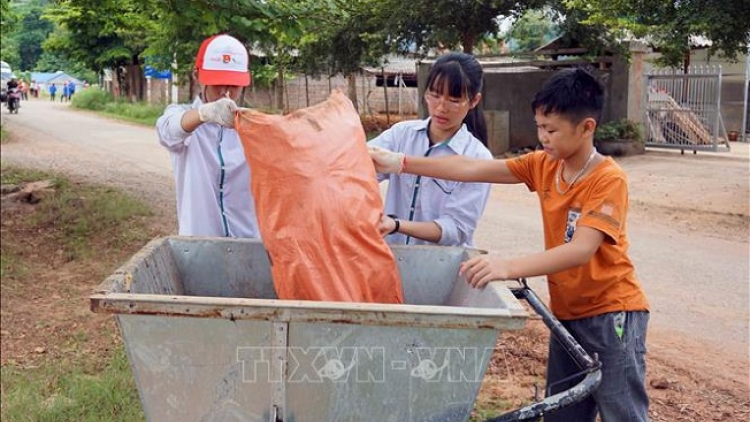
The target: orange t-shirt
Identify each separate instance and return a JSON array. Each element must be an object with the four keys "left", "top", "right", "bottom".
[{"left": 506, "top": 151, "right": 649, "bottom": 320}]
